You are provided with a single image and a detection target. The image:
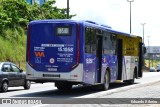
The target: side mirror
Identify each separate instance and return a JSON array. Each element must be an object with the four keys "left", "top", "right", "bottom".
[
  {"left": 143, "top": 47, "right": 146, "bottom": 54},
  {"left": 20, "top": 69, "right": 23, "bottom": 73},
  {"left": 3, "top": 67, "right": 9, "bottom": 72}
]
